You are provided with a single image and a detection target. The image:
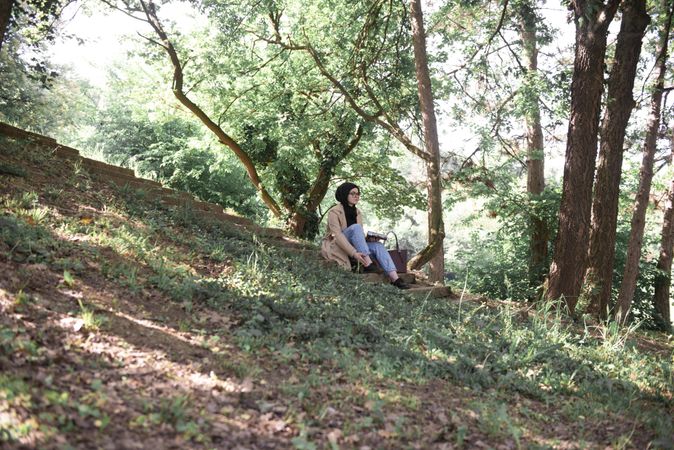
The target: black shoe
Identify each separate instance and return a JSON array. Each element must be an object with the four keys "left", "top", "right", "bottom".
[
  {"left": 392, "top": 278, "right": 410, "bottom": 290},
  {"left": 363, "top": 264, "right": 380, "bottom": 274}
]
